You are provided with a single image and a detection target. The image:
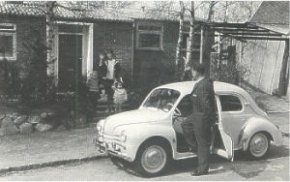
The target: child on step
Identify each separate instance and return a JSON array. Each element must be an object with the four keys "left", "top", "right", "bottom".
[{"left": 112, "top": 77, "right": 127, "bottom": 113}]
